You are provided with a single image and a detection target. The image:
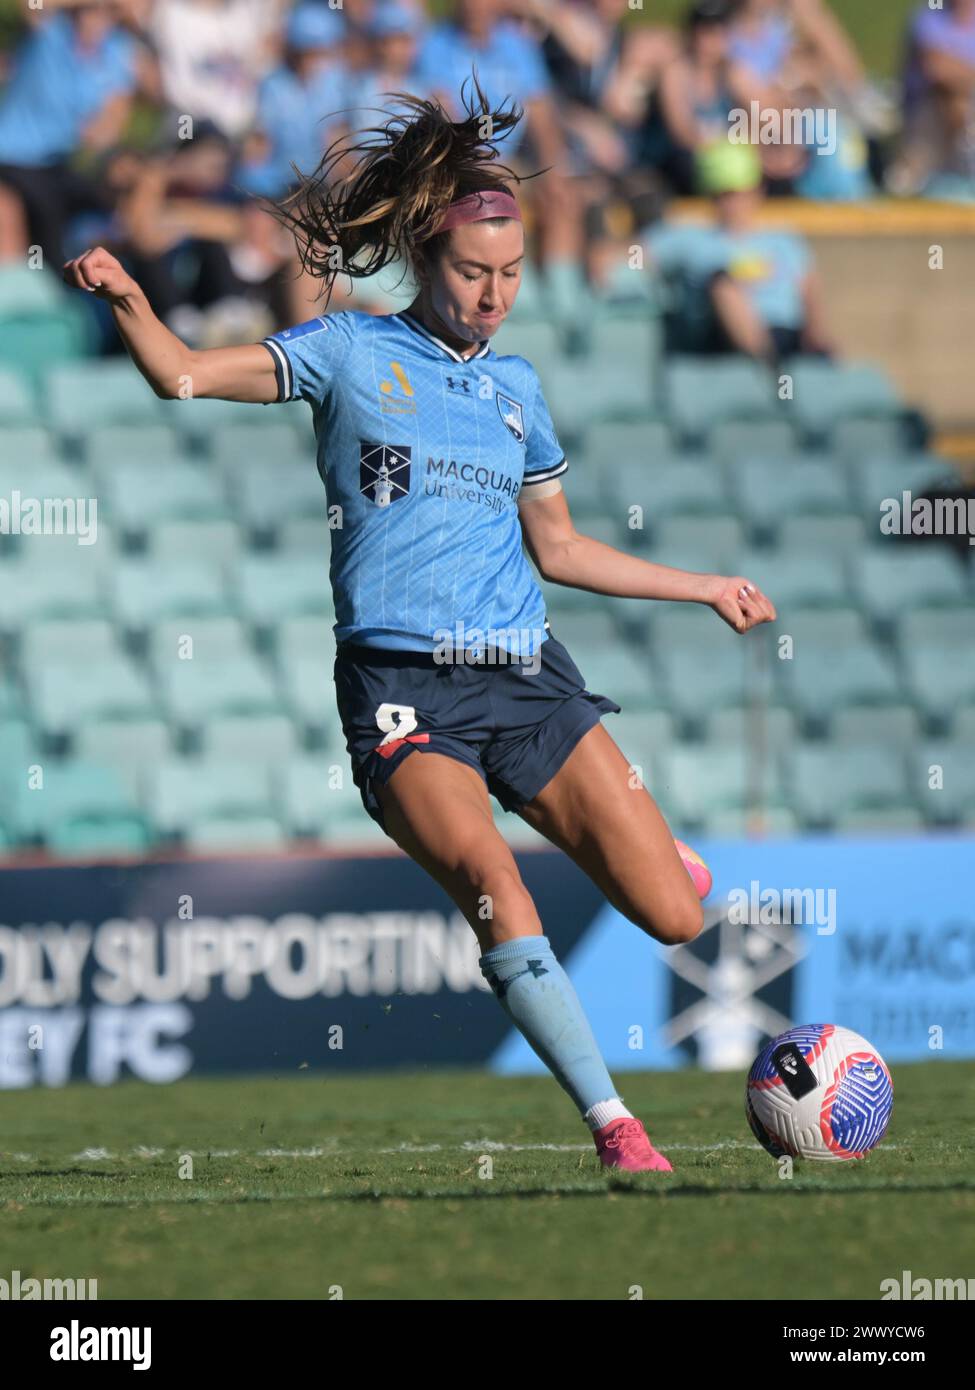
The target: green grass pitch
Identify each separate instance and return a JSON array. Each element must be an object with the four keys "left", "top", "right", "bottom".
[{"left": 1, "top": 1060, "right": 971, "bottom": 1300}]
